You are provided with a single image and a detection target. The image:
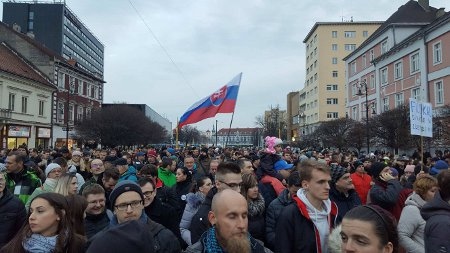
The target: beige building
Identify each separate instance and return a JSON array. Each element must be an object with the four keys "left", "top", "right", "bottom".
[{"left": 298, "top": 21, "right": 382, "bottom": 137}]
